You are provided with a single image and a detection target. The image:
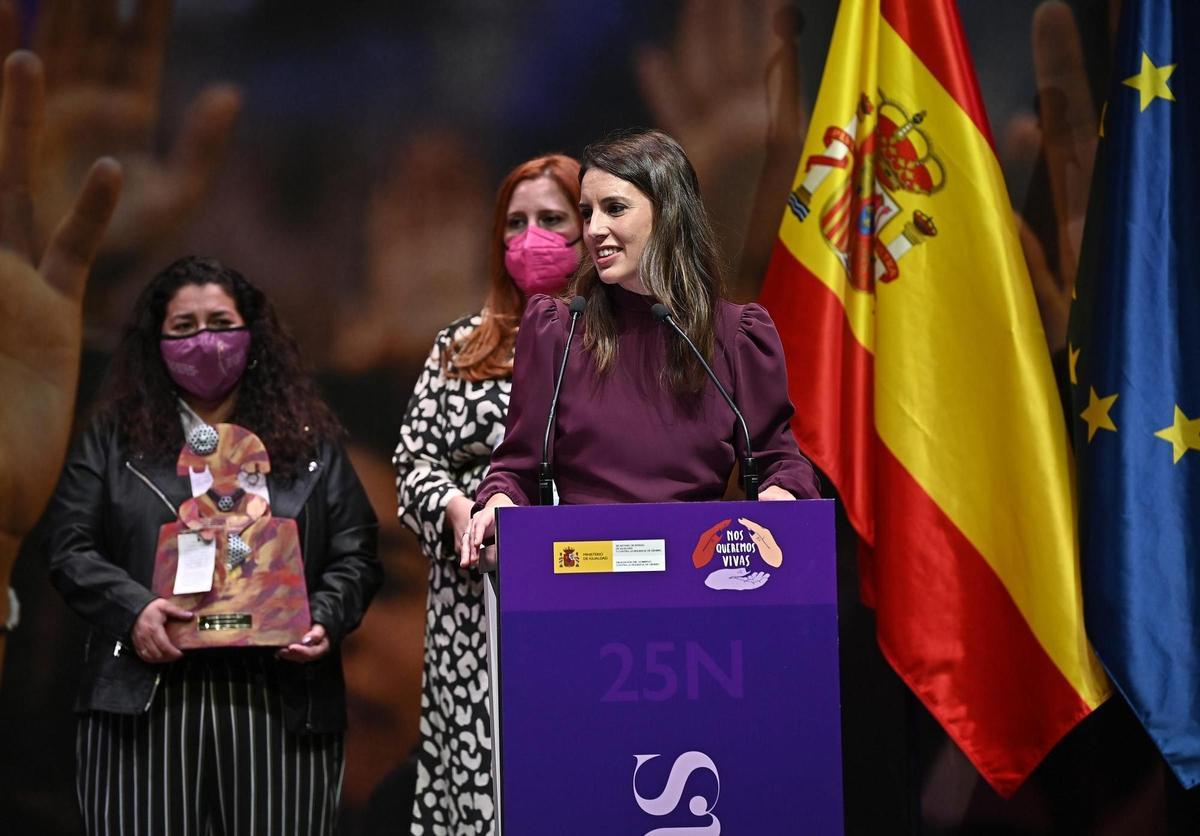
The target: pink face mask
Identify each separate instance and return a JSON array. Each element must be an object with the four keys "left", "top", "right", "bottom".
[
  {"left": 504, "top": 226, "right": 581, "bottom": 297},
  {"left": 160, "top": 328, "right": 252, "bottom": 401}
]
